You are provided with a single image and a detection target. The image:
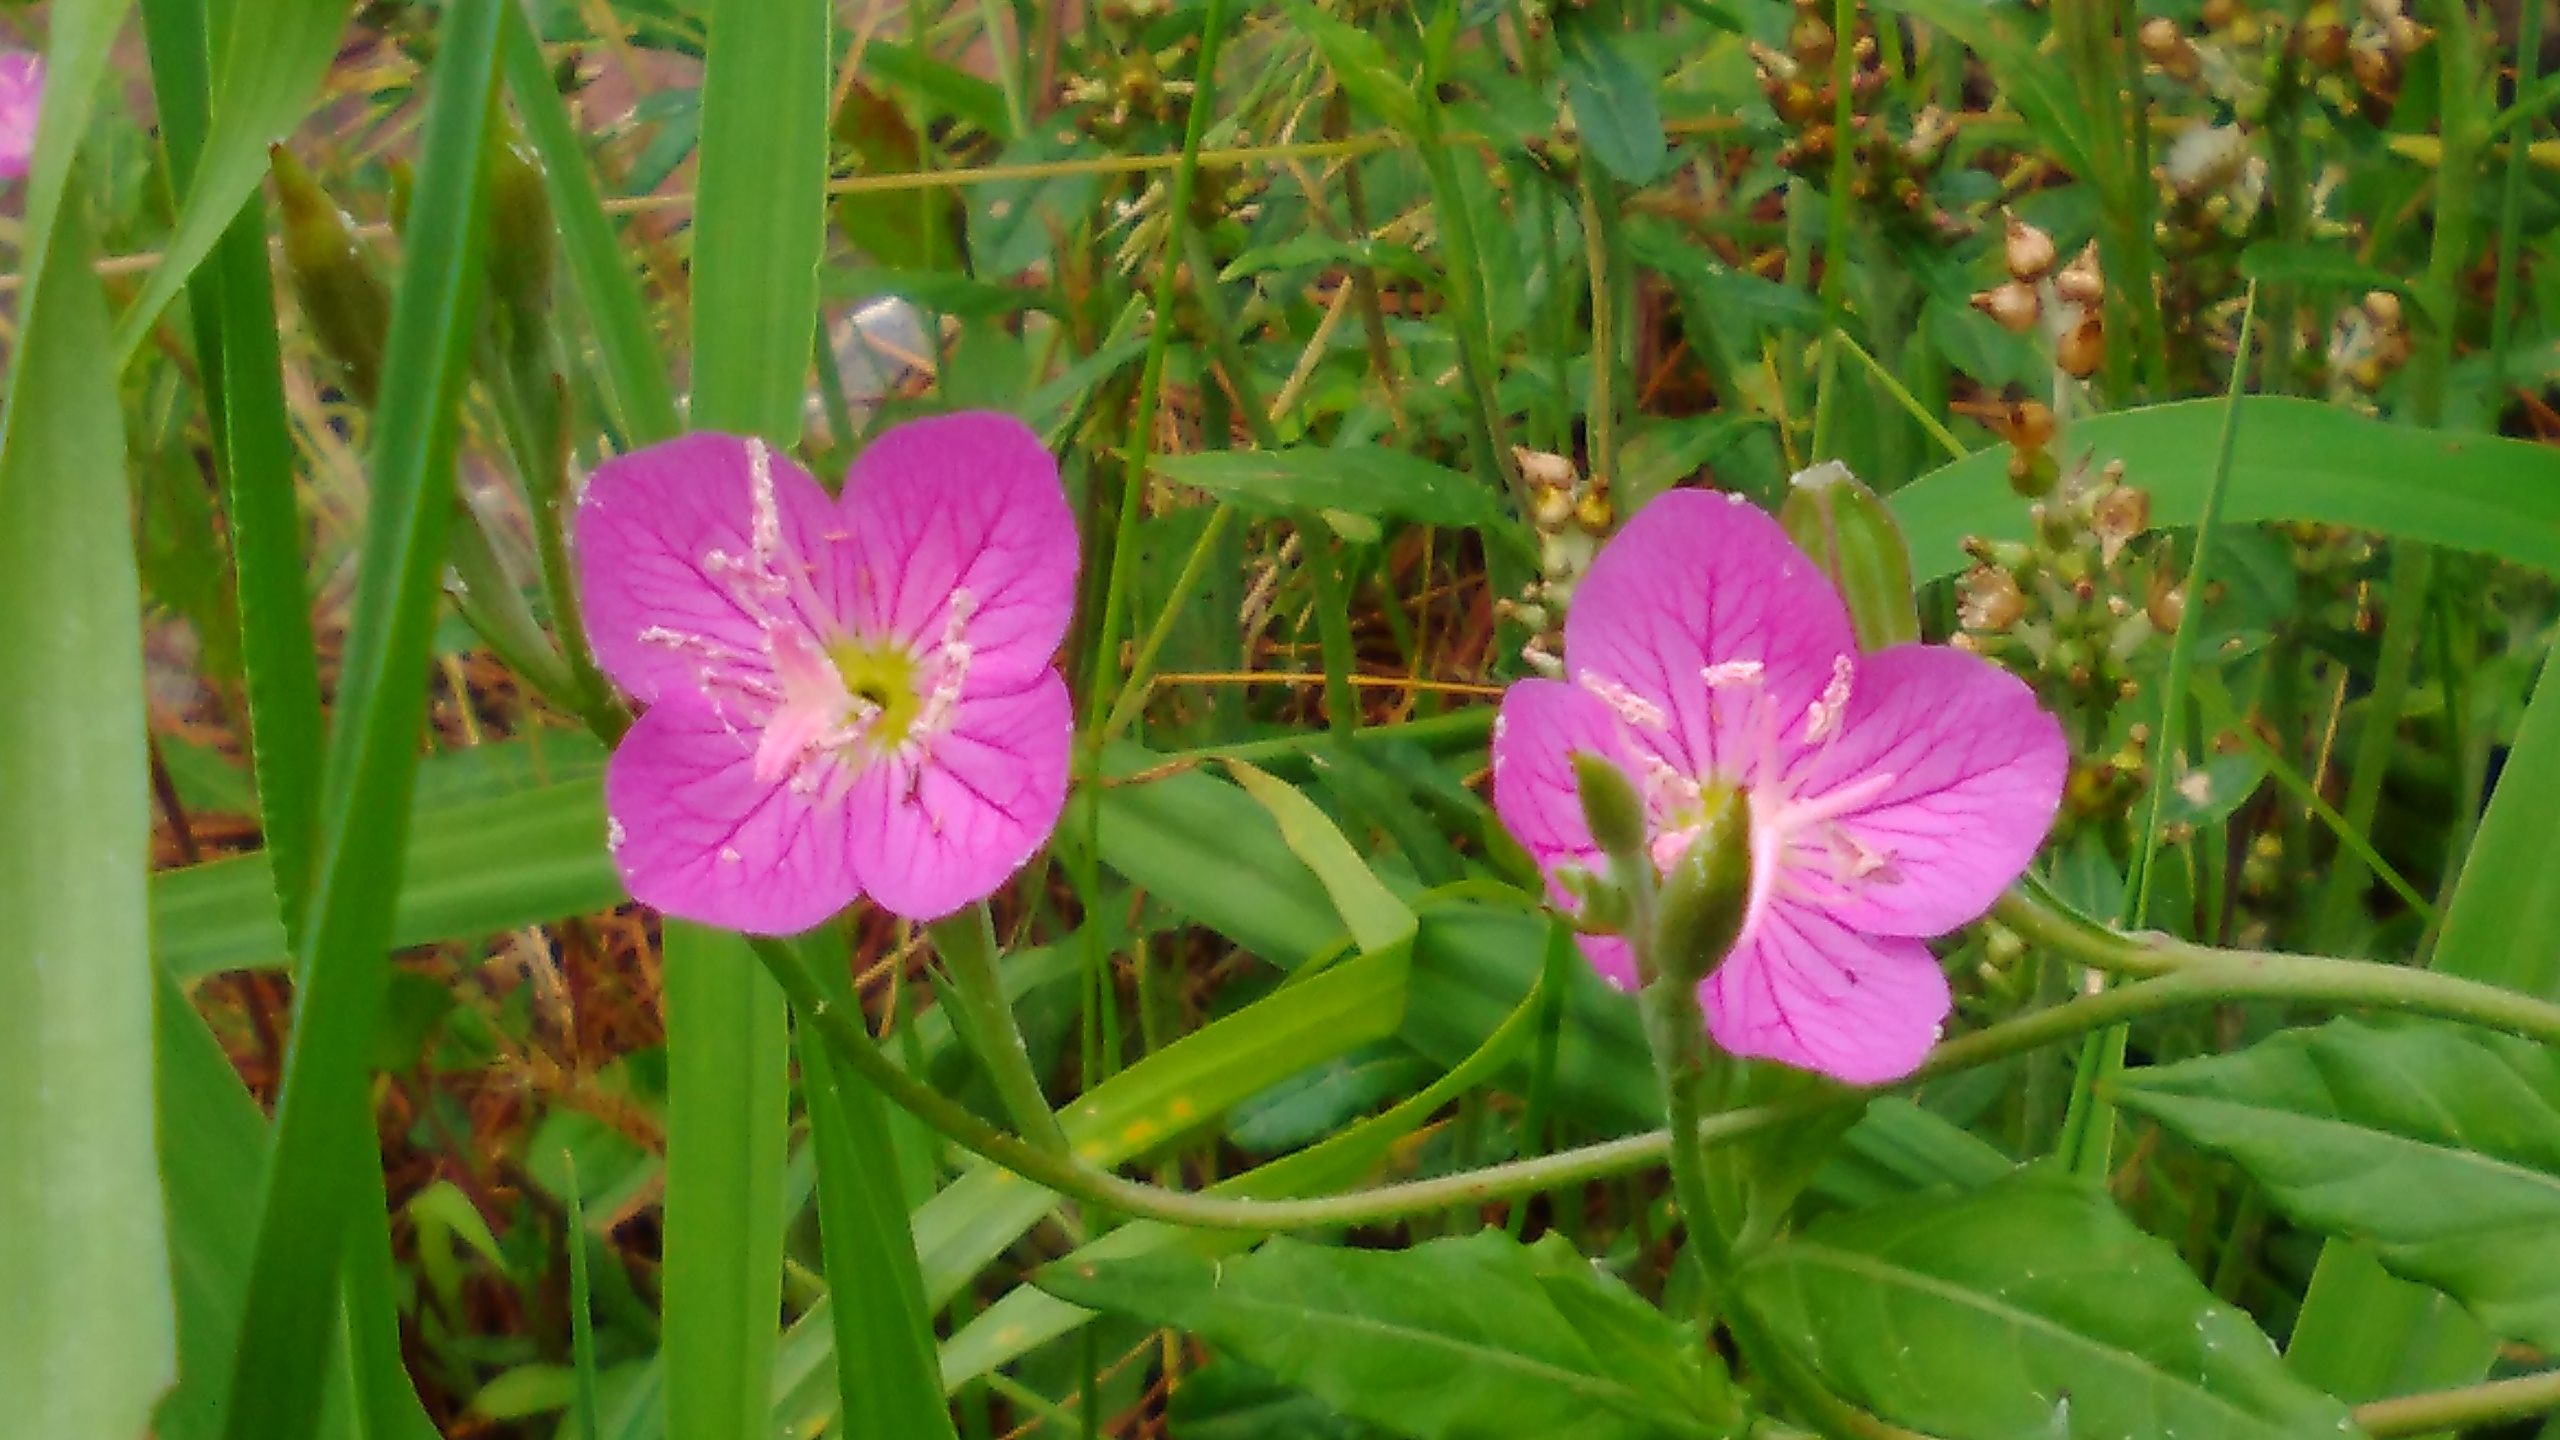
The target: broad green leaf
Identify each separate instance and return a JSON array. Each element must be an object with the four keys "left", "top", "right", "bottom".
[
  {"left": 0, "top": 198, "right": 176, "bottom": 1440},
  {"left": 2111, "top": 1020, "right": 2560, "bottom": 1351},
  {"left": 1154, "top": 446, "right": 1507, "bottom": 531},
  {"left": 1892, "top": 398, "right": 2560, "bottom": 584},
  {"left": 1040, "top": 1231, "right": 1724, "bottom": 1440},
  {"left": 1740, "top": 1175, "right": 2358, "bottom": 1440},
  {"left": 1557, "top": 23, "right": 1667, "bottom": 184},
  {"left": 111, "top": 0, "right": 349, "bottom": 362},
  {"left": 214, "top": 6, "right": 501, "bottom": 1438}
]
